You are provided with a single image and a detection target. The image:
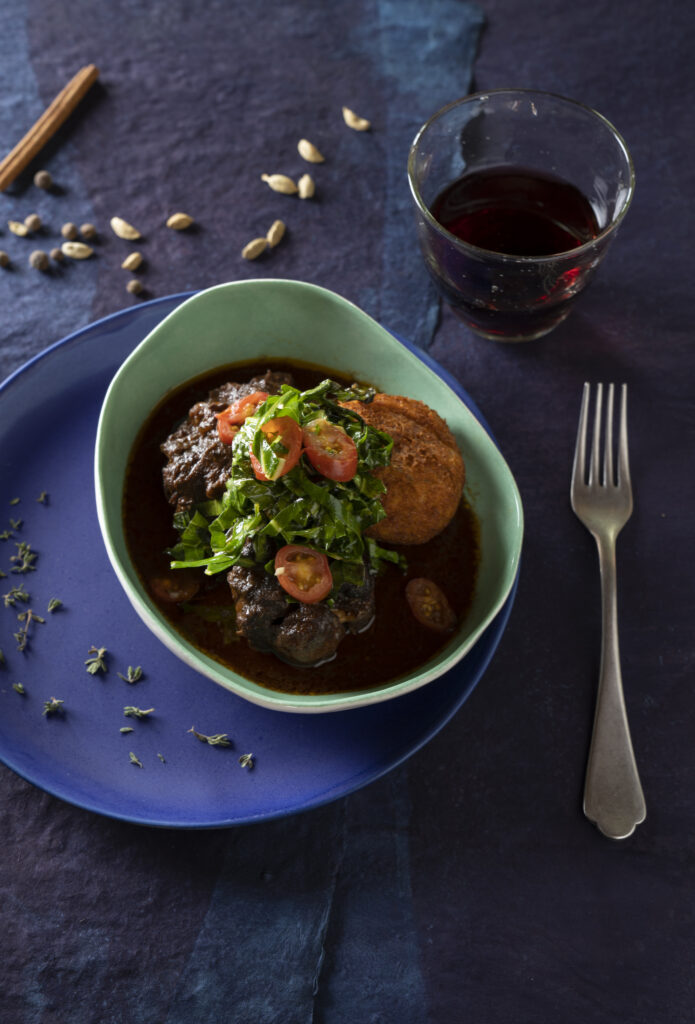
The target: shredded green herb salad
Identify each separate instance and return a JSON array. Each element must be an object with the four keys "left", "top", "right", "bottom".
[{"left": 168, "top": 378, "right": 405, "bottom": 587}]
